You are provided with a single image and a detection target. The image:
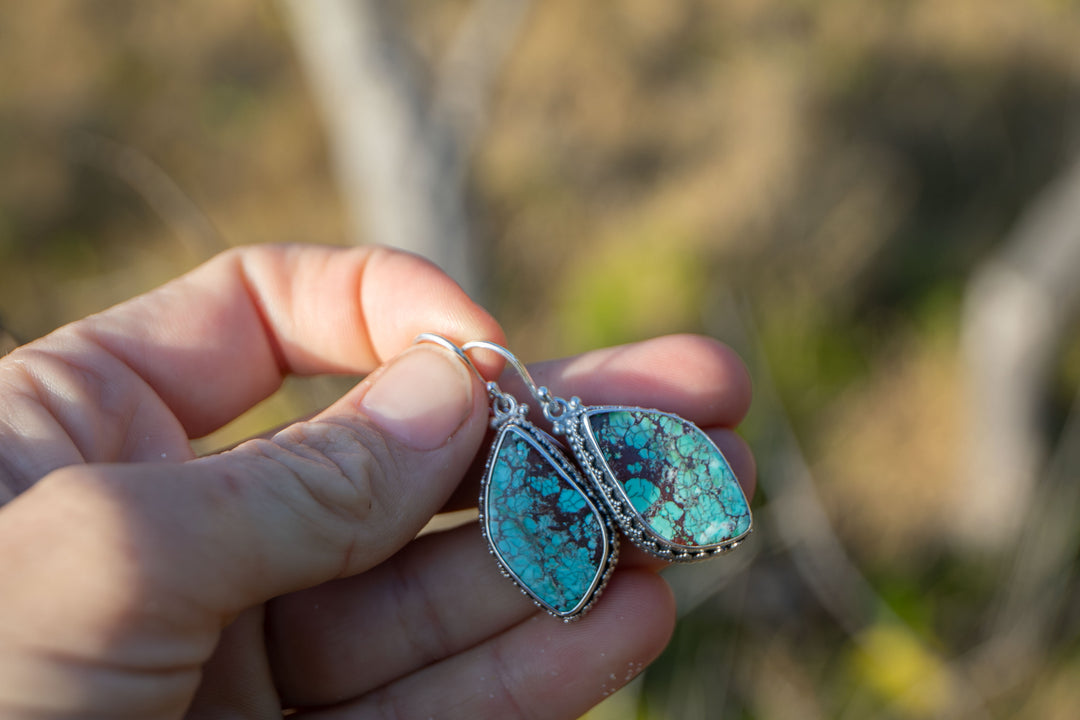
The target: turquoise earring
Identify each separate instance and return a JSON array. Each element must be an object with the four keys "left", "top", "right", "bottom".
[
  {"left": 416, "top": 334, "right": 752, "bottom": 620},
  {"left": 416, "top": 334, "right": 617, "bottom": 621},
  {"left": 462, "top": 340, "right": 752, "bottom": 562}
]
